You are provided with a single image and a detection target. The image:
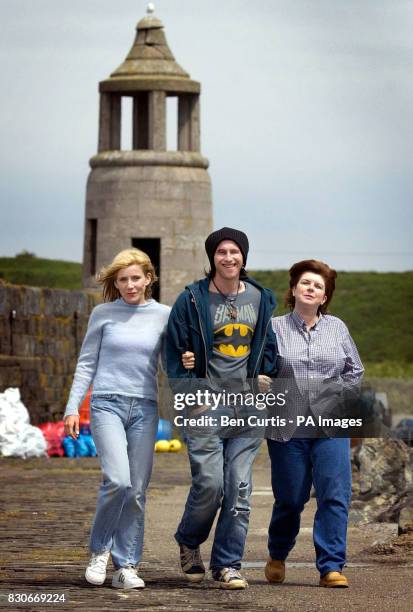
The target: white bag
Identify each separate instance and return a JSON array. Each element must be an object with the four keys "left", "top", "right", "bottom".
[{"left": 0, "top": 388, "right": 47, "bottom": 458}]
